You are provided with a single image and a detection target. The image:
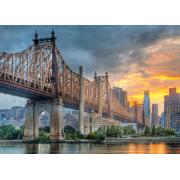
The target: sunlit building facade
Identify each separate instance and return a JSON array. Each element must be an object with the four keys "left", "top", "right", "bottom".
[
  {"left": 151, "top": 104, "right": 160, "bottom": 127},
  {"left": 132, "top": 101, "right": 144, "bottom": 125},
  {"left": 164, "top": 88, "right": 180, "bottom": 132},
  {"left": 143, "top": 90, "right": 151, "bottom": 127}
]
